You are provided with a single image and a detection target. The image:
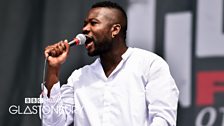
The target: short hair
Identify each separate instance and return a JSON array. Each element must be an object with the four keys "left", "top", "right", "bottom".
[{"left": 91, "top": 1, "right": 127, "bottom": 40}]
